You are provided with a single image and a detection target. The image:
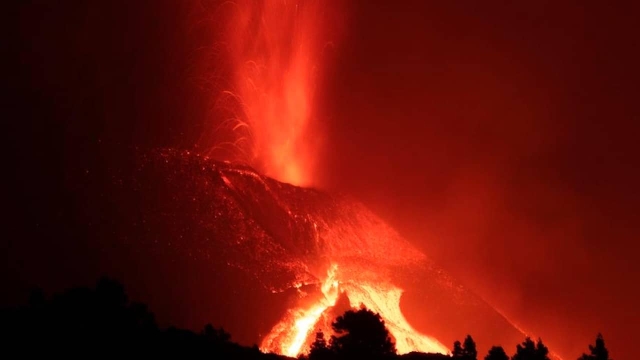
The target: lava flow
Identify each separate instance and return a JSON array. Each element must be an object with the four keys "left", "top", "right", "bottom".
[
  {"left": 260, "top": 264, "right": 341, "bottom": 357},
  {"left": 260, "top": 264, "right": 450, "bottom": 357}
]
